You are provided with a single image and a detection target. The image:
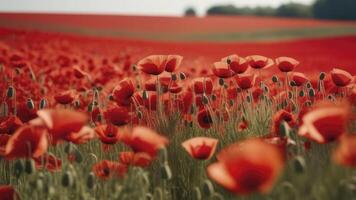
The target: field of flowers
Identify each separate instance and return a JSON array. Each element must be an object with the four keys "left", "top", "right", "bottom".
[{"left": 0, "top": 18, "right": 355, "bottom": 200}]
